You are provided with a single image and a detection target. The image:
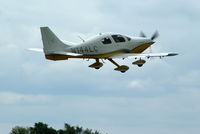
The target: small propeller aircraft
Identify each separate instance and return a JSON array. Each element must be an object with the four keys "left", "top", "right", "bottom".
[{"left": 29, "top": 27, "right": 178, "bottom": 73}]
